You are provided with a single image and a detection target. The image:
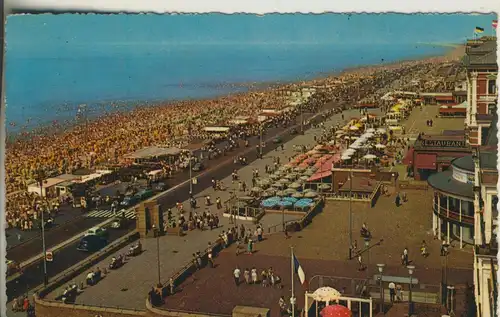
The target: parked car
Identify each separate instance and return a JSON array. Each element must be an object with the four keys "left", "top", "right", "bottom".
[
  {"left": 120, "top": 195, "right": 139, "bottom": 207},
  {"left": 84, "top": 226, "right": 109, "bottom": 238},
  {"left": 153, "top": 182, "right": 167, "bottom": 192},
  {"left": 134, "top": 189, "right": 154, "bottom": 201},
  {"left": 192, "top": 162, "right": 204, "bottom": 172},
  {"left": 77, "top": 235, "right": 108, "bottom": 252}
]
